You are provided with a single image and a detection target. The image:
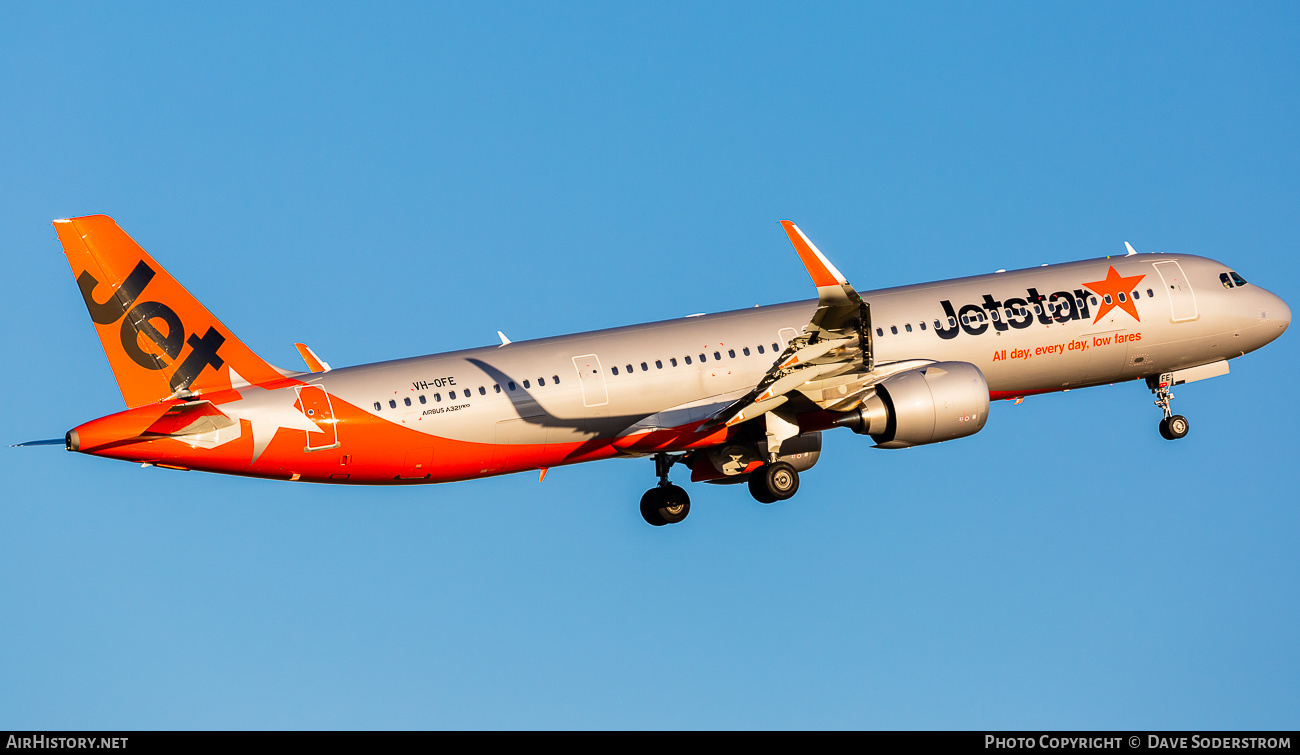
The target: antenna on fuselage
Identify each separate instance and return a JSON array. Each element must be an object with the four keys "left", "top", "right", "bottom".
[{"left": 1124, "top": 242, "right": 1138, "bottom": 256}]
